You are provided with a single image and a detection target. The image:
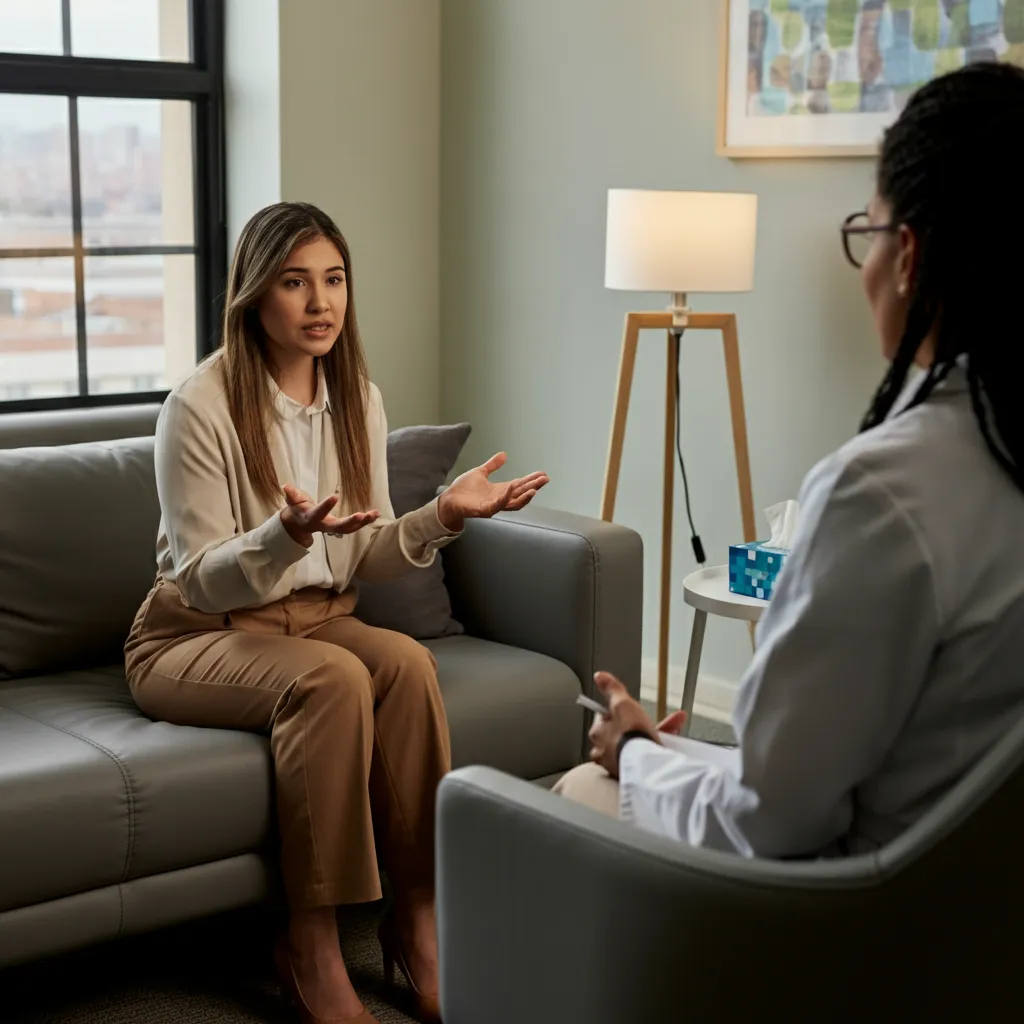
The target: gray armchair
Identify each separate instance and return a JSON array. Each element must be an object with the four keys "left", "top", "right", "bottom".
[{"left": 436, "top": 712, "right": 1024, "bottom": 1022}]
